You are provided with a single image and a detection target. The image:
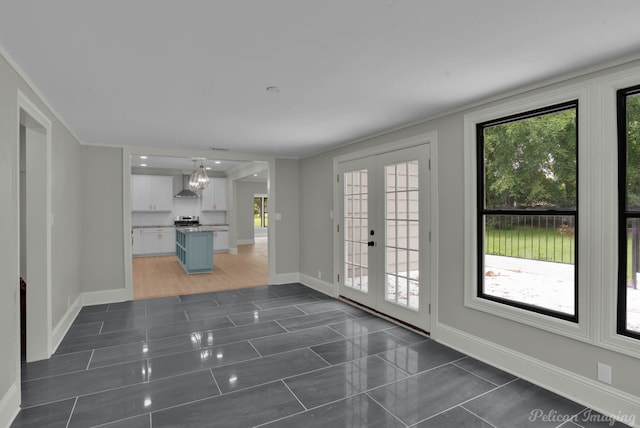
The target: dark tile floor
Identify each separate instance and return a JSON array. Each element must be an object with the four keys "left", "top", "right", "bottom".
[{"left": 11, "top": 284, "right": 628, "bottom": 427}]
